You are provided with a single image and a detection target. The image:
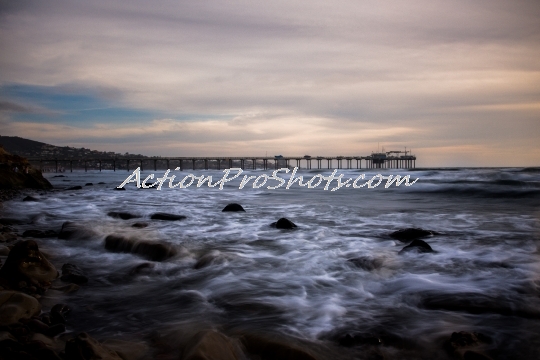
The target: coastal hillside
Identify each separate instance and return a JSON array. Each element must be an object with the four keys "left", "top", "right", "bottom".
[
  {"left": 0, "top": 146, "right": 52, "bottom": 190},
  {"left": 0, "top": 136, "right": 146, "bottom": 159}
]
